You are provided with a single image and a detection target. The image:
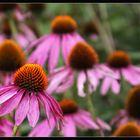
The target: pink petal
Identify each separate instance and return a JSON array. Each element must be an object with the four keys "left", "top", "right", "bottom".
[
  {"left": 0, "top": 89, "right": 18, "bottom": 104},
  {"left": 47, "top": 67, "right": 70, "bottom": 94},
  {"left": 27, "top": 94, "right": 40, "bottom": 127},
  {"left": 96, "top": 118, "right": 111, "bottom": 131},
  {"left": 48, "top": 35, "right": 60, "bottom": 72},
  {"left": 87, "top": 70, "right": 99, "bottom": 93},
  {"left": 29, "top": 118, "right": 55, "bottom": 137},
  {"left": 72, "top": 32, "right": 85, "bottom": 42},
  {"left": 61, "top": 34, "right": 77, "bottom": 64},
  {"left": 77, "top": 112, "right": 99, "bottom": 129},
  {"left": 111, "top": 79, "right": 120, "bottom": 95},
  {"left": 15, "top": 93, "right": 30, "bottom": 126},
  {"left": 62, "top": 116, "right": 76, "bottom": 137},
  {"left": 0, "top": 90, "right": 24, "bottom": 116},
  {"left": 101, "top": 77, "right": 112, "bottom": 96},
  {"left": 77, "top": 71, "right": 86, "bottom": 97}
]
